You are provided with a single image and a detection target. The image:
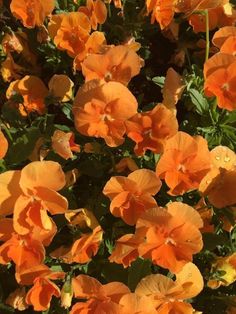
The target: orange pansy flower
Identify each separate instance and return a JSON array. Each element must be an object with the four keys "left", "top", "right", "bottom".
[
  {"left": 135, "top": 262, "right": 204, "bottom": 313},
  {"left": 103, "top": 169, "right": 161, "bottom": 225},
  {"left": 6, "top": 75, "right": 48, "bottom": 116},
  {"left": 73, "top": 80, "right": 138, "bottom": 147},
  {"left": 25, "top": 266, "right": 65, "bottom": 311},
  {"left": 114, "top": 157, "right": 139, "bottom": 173},
  {"left": 0, "top": 130, "right": 8, "bottom": 159},
  {"left": 51, "top": 130, "right": 80, "bottom": 160},
  {"left": 137, "top": 202, "right": 203, "bottom": 273},
  {"left": 109, "top": 233, "right": 142, "bottom": 267},
  {"left": 220, "top": 35, "right": 236, "bottom": 55},
  {"left": 6, "top": 287, "right": 28, "bottom": 311},
  {"left": 199, "top": 146, "right": 236, "bottom": 208},
  {"left": 1, "top": 53, "right": 25, "bottom": 82},
  {"left": 50, "top": 12, "right": 91, "bottom": 58},
  {"left": 73, "top": 31, "right": 107, "bottom": 71},
  {"left": 71, "top": 274, "right": 130, "bottom": 313},
  {"left": 204, "top": 59, "right": 236, "bottom": 111},
  {"left": 78, "top": 0, "right": 107, "bottom": 30},
  {"left": 71, "top": 226, "right": 103, "bottom": 263},
  {"left": 0, "top": 218, "right": 14, "bottom": 241},
  {"left": 82, "top": 45, "right": 142, "bottom": 85},
  {"left": 48, "top": 74, "right": 74, "bottom": 102},
  {"left": 10, "top": 0, "right": 55, "bottom": 28},
  {"left": 146, "top": 0, "right": 175, "bottom": 29},
  {"left": 212, "top": 26, "right": 236, "bottom": 48},
  {"left": 119, "top": 293, "right": 157, "bottom": 314},
  {"left": 0, "top": 233, "right": 45, "bottom": 272},
  {"left": 156, "top": 131, "right": 211, "bottom": 195},
  {"left": 126, "top": 104, "right": 178, "bottom": 156}
]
